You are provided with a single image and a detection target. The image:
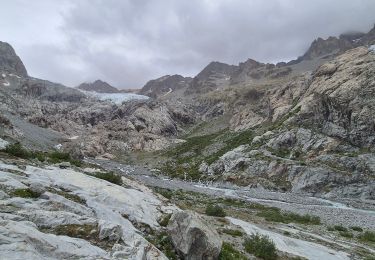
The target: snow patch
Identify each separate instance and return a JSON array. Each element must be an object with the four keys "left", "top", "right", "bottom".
[
  {"left": 2, "top": 81, "right": 10, "bottom": 86},
  {"left": 369, "top": 45, "right": 375, "bottom": 53}
]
